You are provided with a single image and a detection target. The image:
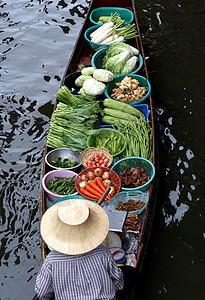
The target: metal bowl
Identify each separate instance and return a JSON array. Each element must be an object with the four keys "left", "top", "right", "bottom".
[{"left": 45, "top": 148, "right": 82, "bottom": 173}]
